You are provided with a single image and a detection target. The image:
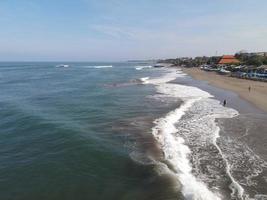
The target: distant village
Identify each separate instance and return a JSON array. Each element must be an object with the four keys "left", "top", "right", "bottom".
[{"left": 160, "top": 51, "right": 267, "bottom": 81}]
